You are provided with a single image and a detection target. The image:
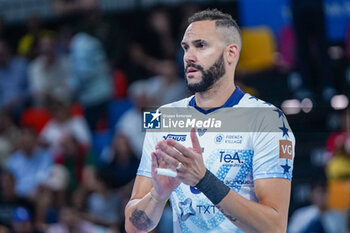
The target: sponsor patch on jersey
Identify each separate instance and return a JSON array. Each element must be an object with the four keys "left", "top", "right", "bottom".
[
  {"left": 162, "top": 134, "right": 186, "bottom": 141},
  {"left": 279, "top": 140, "right": 293, "bottom": 159},
  {"left": 214, "top": 134, "right": 224, "bottom": 144}
]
